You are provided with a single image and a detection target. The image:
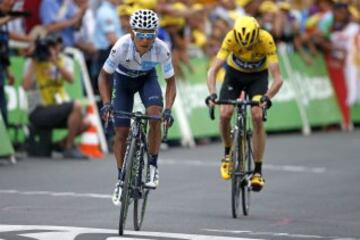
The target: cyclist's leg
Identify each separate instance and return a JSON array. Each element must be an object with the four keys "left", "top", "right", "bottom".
[
  {"left": 112, "top": 74, "right": 137, "bottom": 176},
  {"left": 139, "top": 70, "right": 163, "bottom": 188},
  {"left": 111, "top": 74, "right": 138, "bottom": 205},
  {"left": 139, "top": 69, "right": 164, "bottom": 161},
  {"left": 218, "top": 66, "right": 243, "bottom": 180},
  {"left": 219, "top": 105, "right": 234, "bottom": 154},
  {"left": 247, "top": 70, "right": 268, "bottom": 190},
  {"left": 219, "top": 66, "right": 243, "bottom": 156}
]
